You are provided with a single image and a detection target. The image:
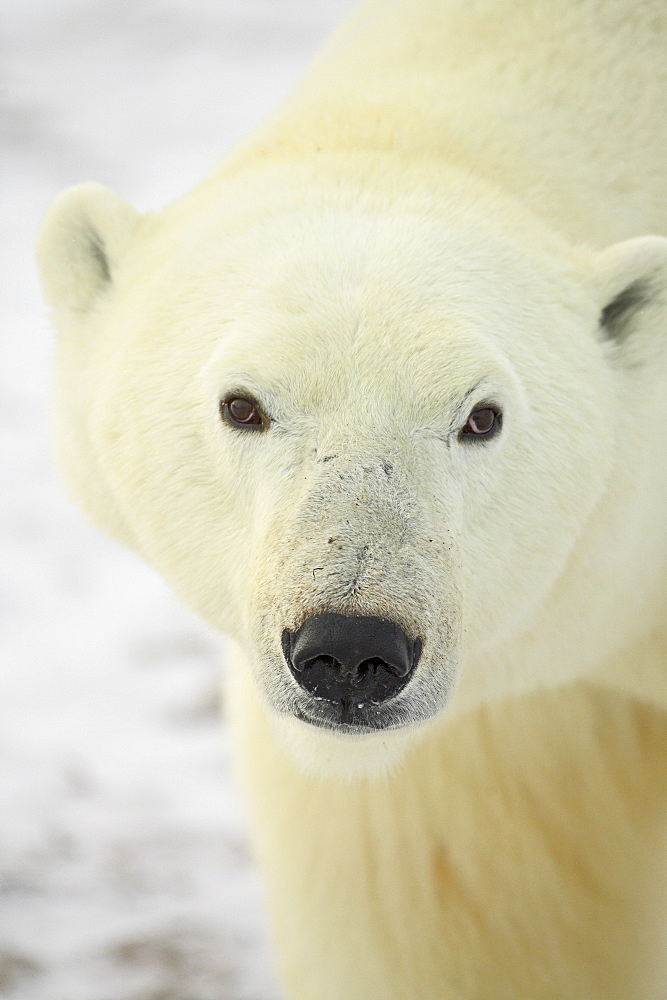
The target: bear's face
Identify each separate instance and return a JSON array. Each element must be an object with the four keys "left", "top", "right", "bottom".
[
  {"left": 183, "top": 212, "right": 611, "bottom": 740},
  {"left": 39, "top": 173, "right": 667, "bottom": 752}
]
